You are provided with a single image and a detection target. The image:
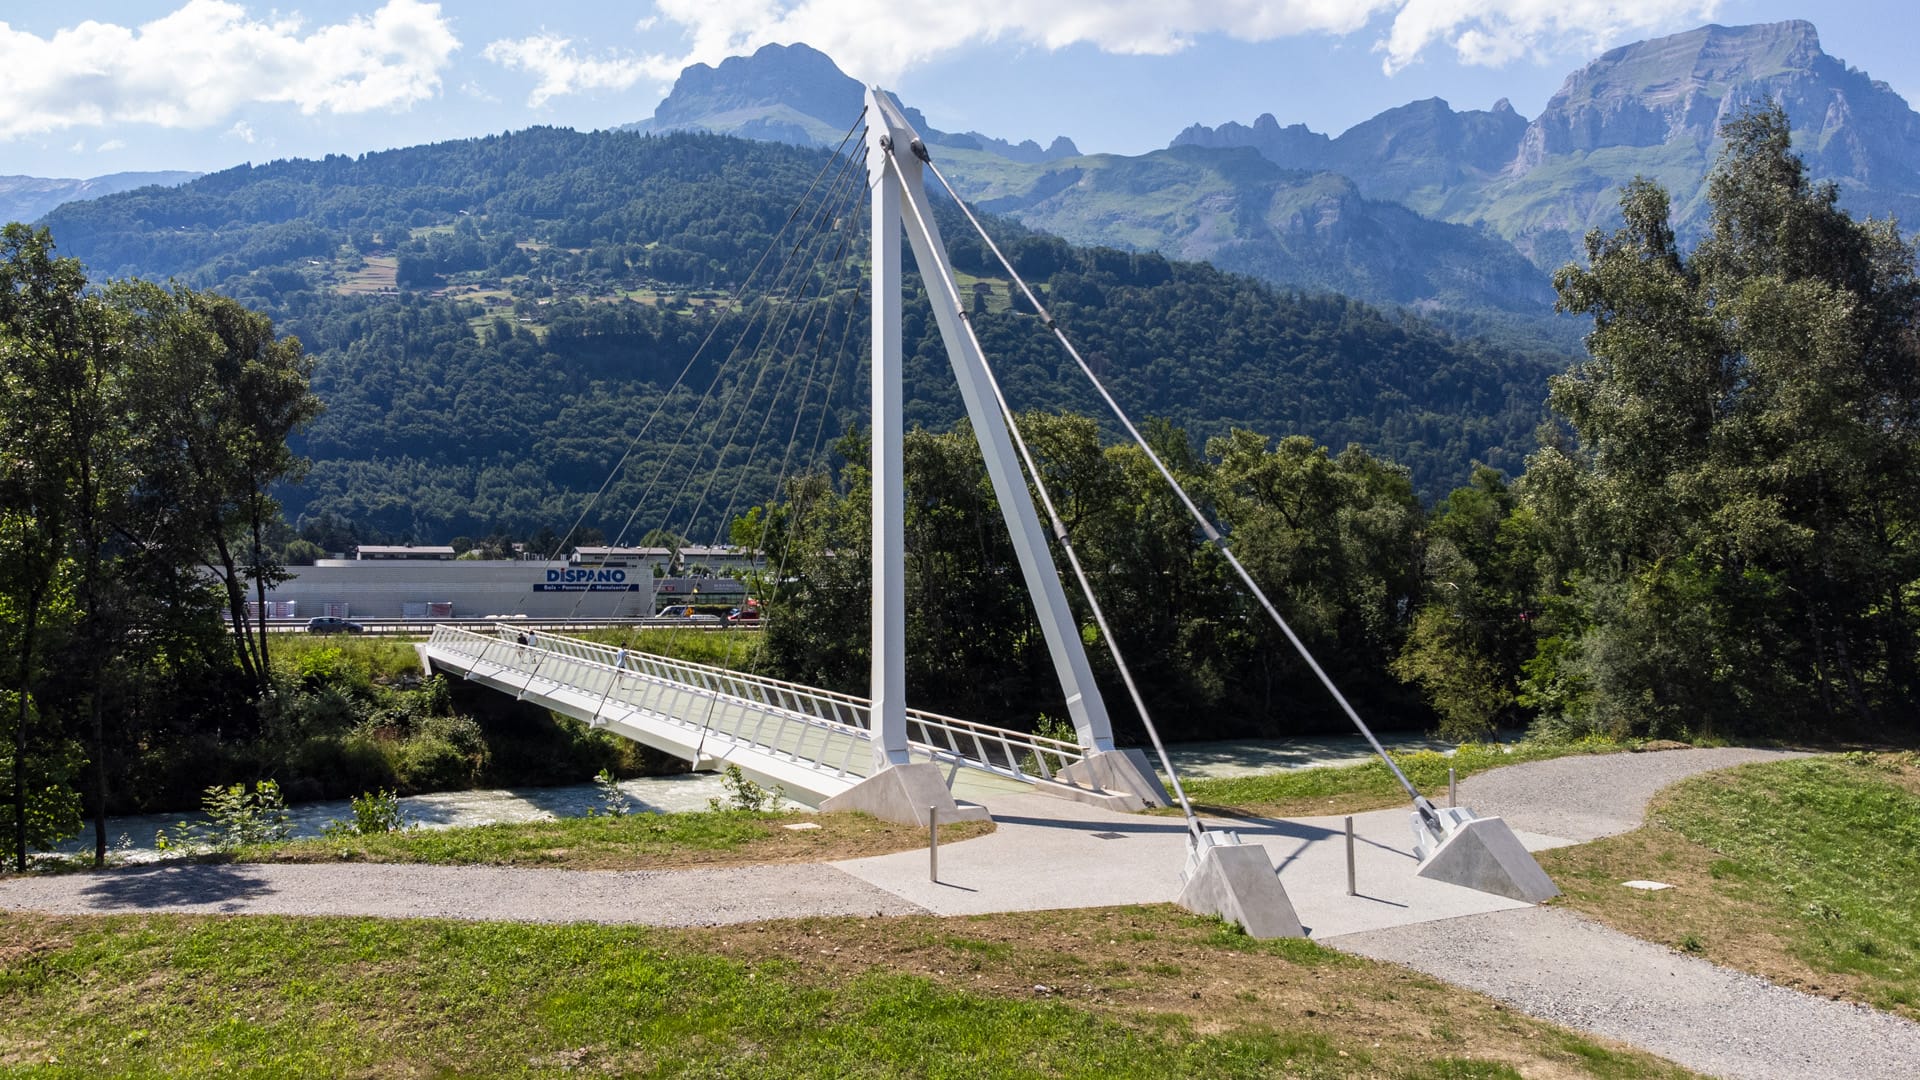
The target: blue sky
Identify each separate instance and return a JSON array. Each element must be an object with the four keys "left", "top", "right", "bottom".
[{"left": 2, "top": 1, "right": 1914, "bottom": 179}]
